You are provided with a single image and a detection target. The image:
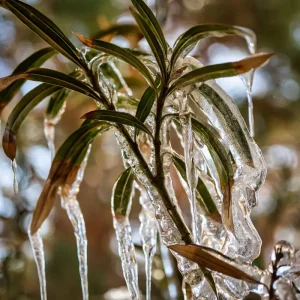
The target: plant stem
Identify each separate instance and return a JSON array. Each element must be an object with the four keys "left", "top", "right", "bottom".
[{"left": 84, "top": 62, "right": 192, "bottom": 245}]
